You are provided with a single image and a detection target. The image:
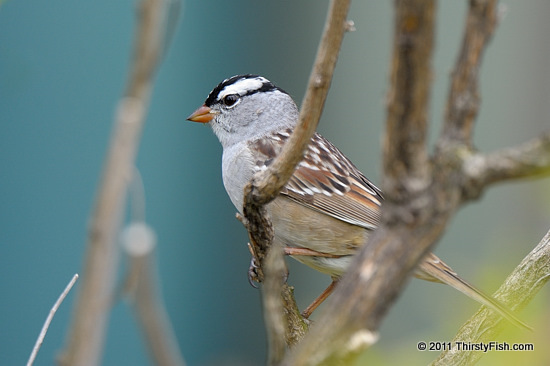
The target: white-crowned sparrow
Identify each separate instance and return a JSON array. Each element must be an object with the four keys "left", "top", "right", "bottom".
[{"left": 187, "top": 74, "right": 529, "bottom": 329}]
